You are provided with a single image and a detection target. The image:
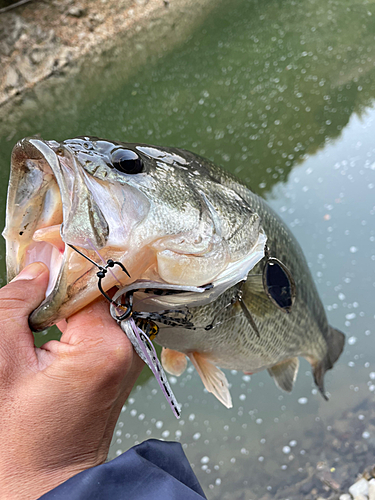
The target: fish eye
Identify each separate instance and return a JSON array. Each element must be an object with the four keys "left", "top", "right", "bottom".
[
  {"left": 111, "top": 149, "right": 143, "bottom": 174},
  {"left": 263, "top": 258, "right": 296, "bottom": 313}
]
